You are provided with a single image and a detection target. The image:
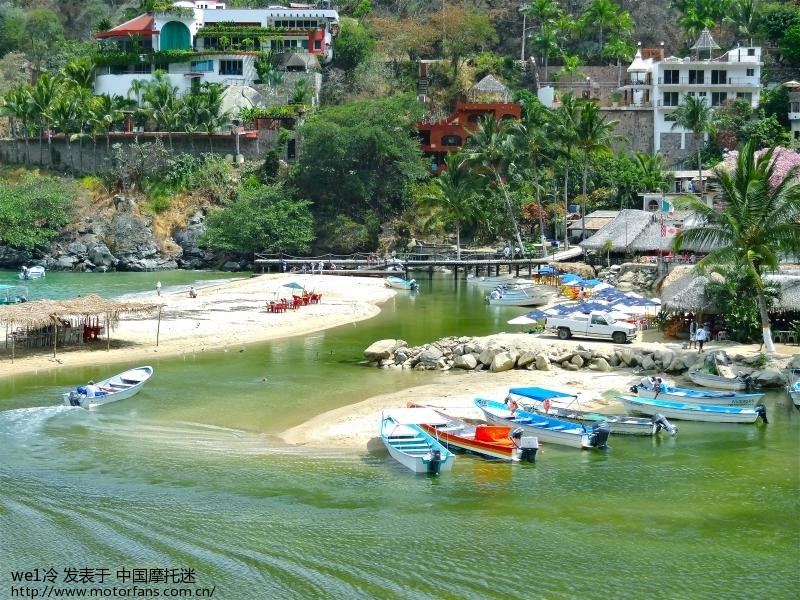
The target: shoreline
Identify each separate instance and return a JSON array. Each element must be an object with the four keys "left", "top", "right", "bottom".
[{"left": 0, "top": 274, "right": 395, "bottom": 379}]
